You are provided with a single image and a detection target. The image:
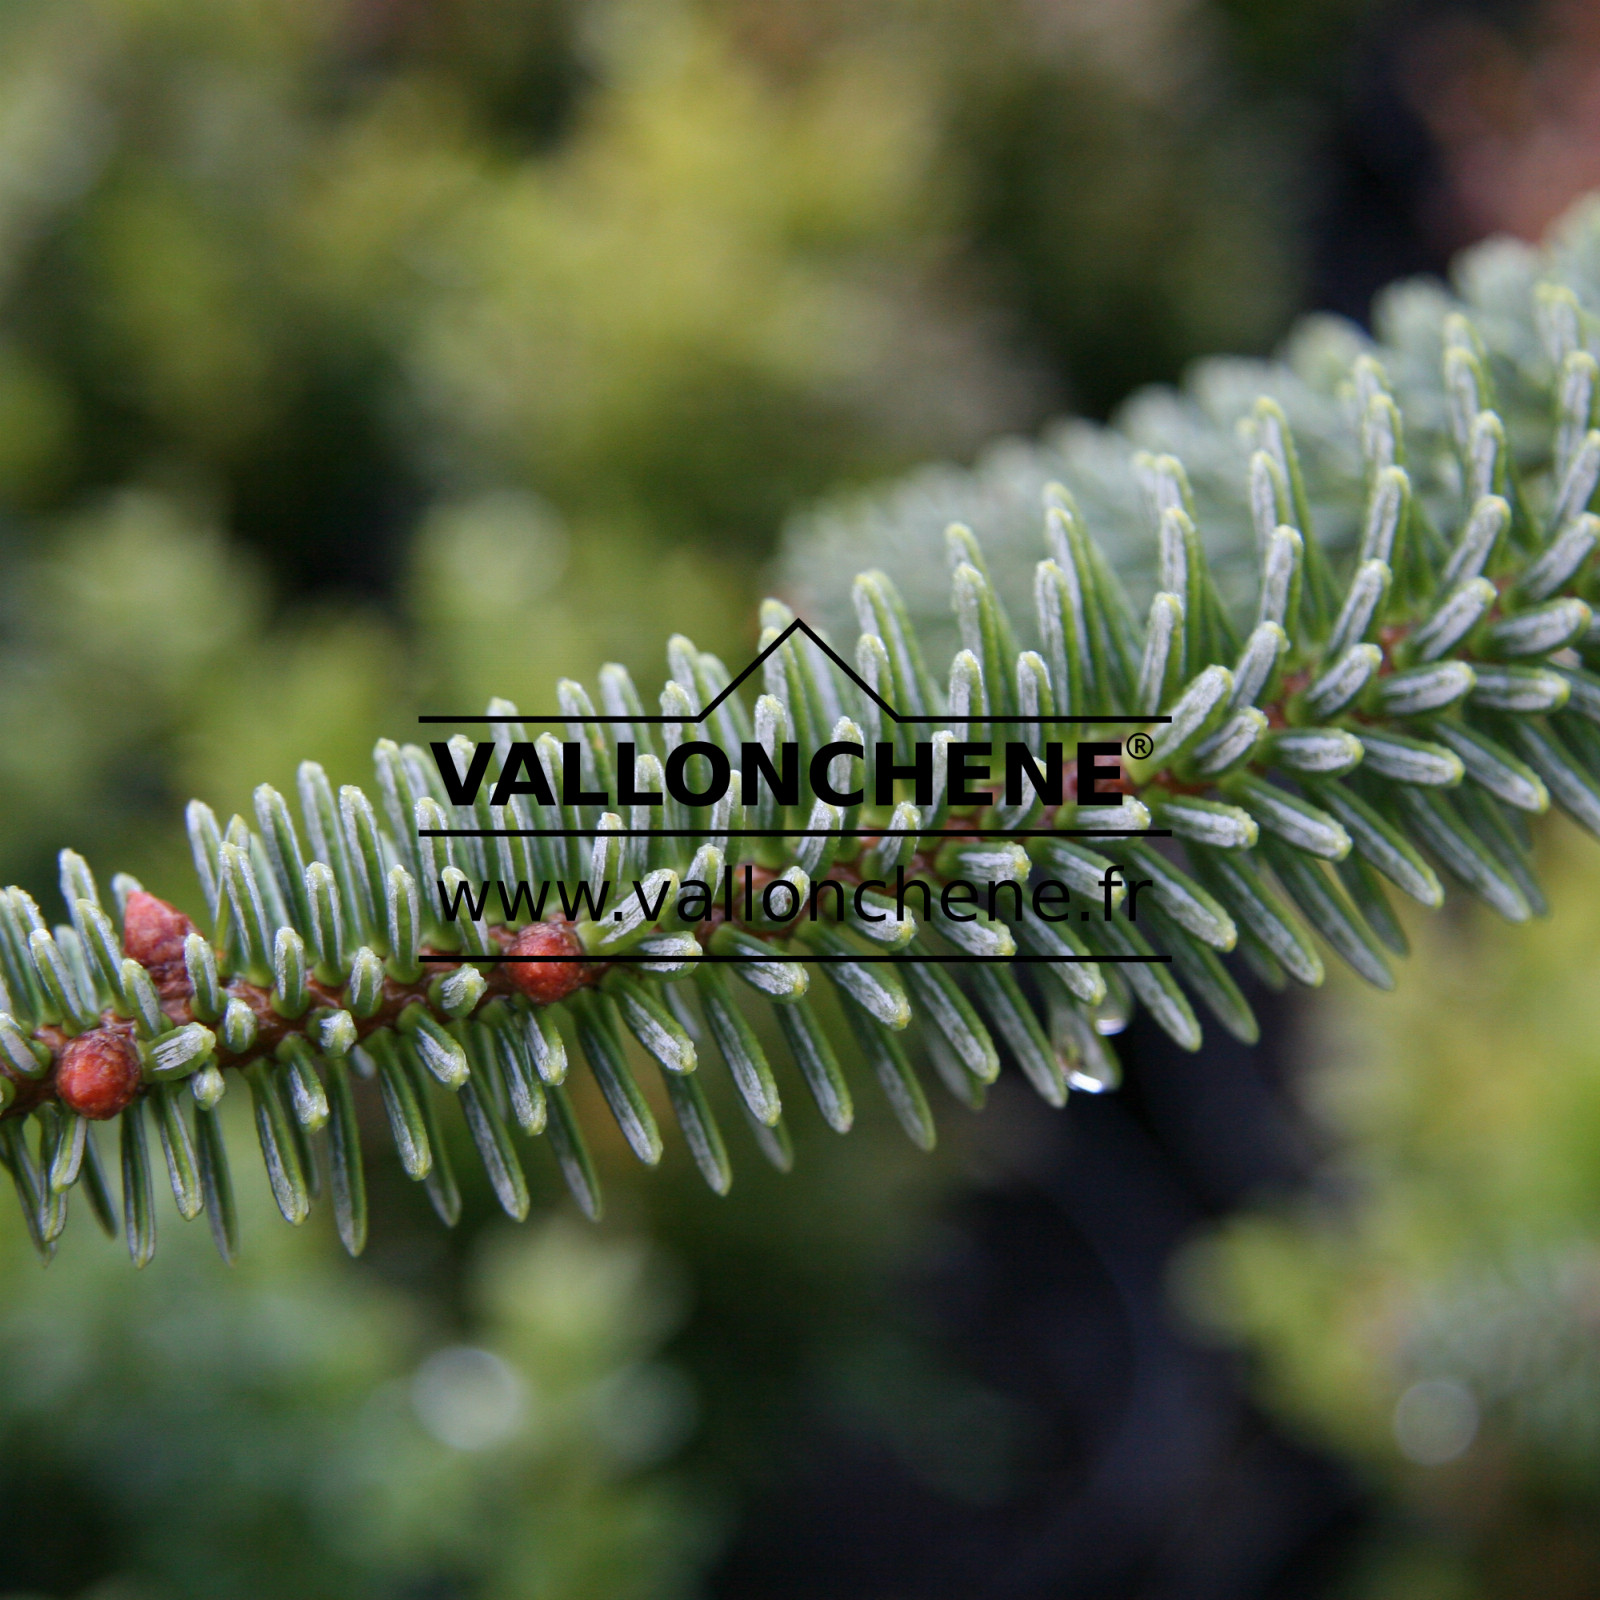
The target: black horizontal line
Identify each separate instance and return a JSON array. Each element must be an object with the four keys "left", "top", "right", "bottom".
[
  {"left": 417, "top": 953, "right": 1170, "bottom": 965},
  {"left": 418, "top": 715, "right": 1163, "bottom": 725},
  {"left": 419, "top": 828, "right": 1167, "bottom": 839}
]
